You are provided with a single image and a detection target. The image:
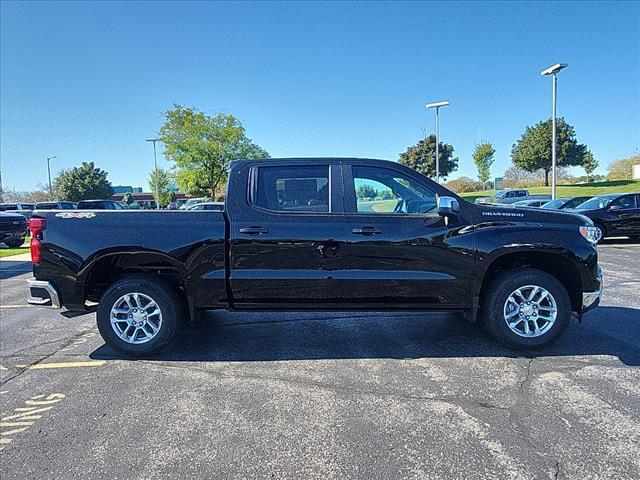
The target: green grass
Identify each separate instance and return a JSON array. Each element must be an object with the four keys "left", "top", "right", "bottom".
[
  {"left": 459, "top": 179, "right": 640, "bottom": 203},
  {"left": 0, "top": 237, "right": 30, "bottom": 258}
]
